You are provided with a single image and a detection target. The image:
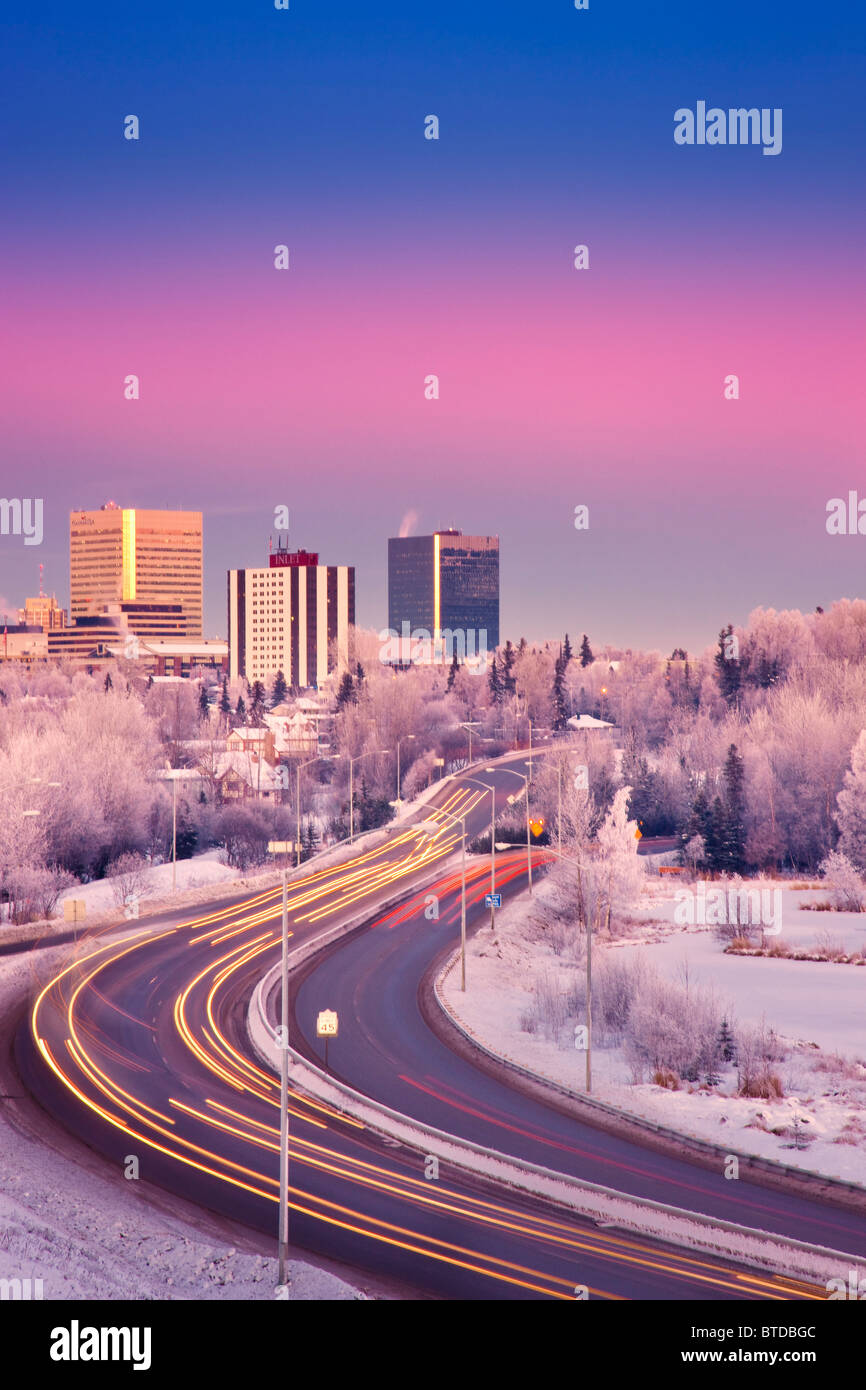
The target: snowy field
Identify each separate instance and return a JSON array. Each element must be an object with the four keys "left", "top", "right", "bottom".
[
  {"left": 441, "top": 870, "right": 866, "bottom": 1186},
  {"left": 621, "top": 877, "right": 866, "bottom": 1056}
]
